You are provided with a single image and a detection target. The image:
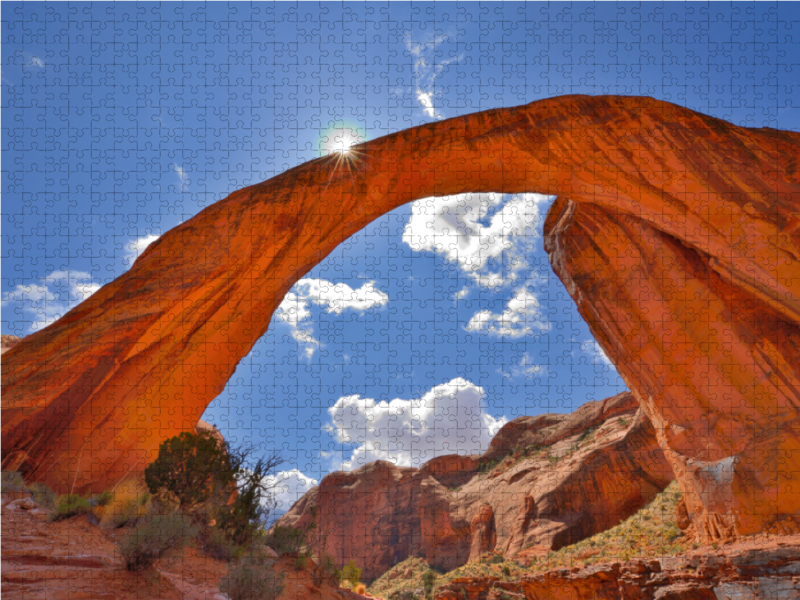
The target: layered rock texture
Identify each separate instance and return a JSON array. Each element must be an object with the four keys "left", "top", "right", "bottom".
[
  {"left": 276, "top": 393, "right": 674, "bottom": 580},
  {"left": 2, "top": 95, "right": 799, "bottom": 540},
  {"left": 434, "top": 537, "right": 800, "bottom": 600}
]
